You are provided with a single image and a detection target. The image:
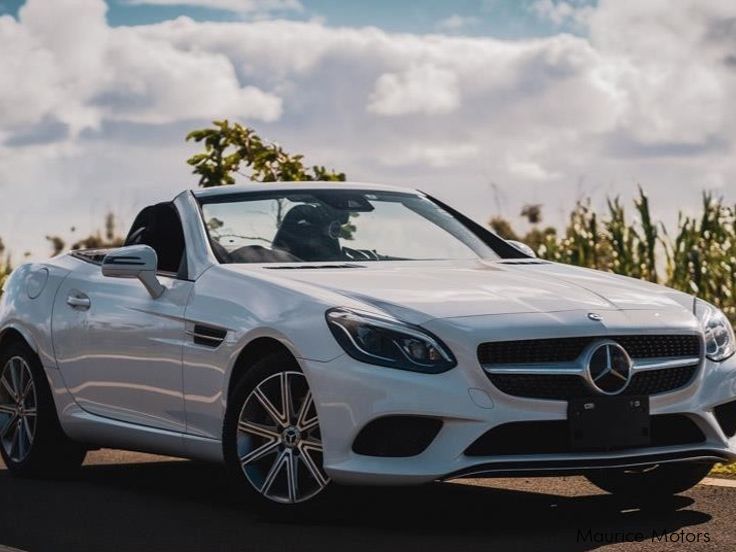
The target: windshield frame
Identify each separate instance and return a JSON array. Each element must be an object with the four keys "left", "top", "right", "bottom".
[{"left": 194, "top": 188, "right": 529, "bottom": 264}]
